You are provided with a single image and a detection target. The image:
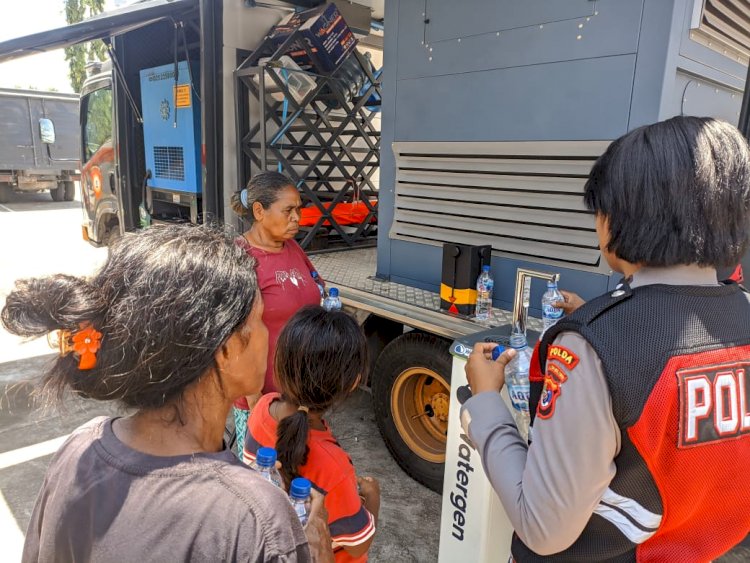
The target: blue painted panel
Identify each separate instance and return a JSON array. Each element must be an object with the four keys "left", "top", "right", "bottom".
[
  {"left": 394, "top": 55, "right": 636, "bottom": 141},
  {"left": 376, "top": 0, "right": 401, "bottom": 279},
  {"left": 626, "top": 0, "right": 672, "bottom": 130},
  {"left": 425, "top": 0, "right": 595, "bottom": 43},
  {"left": 378, "top": 0, "right": 748, "bottom": 305},
  {"left": 396, "top": 0, "right": 643, "bottom": 82},
  {"left": 389, "top": 239, "right": 443, "bottom": 289}
]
